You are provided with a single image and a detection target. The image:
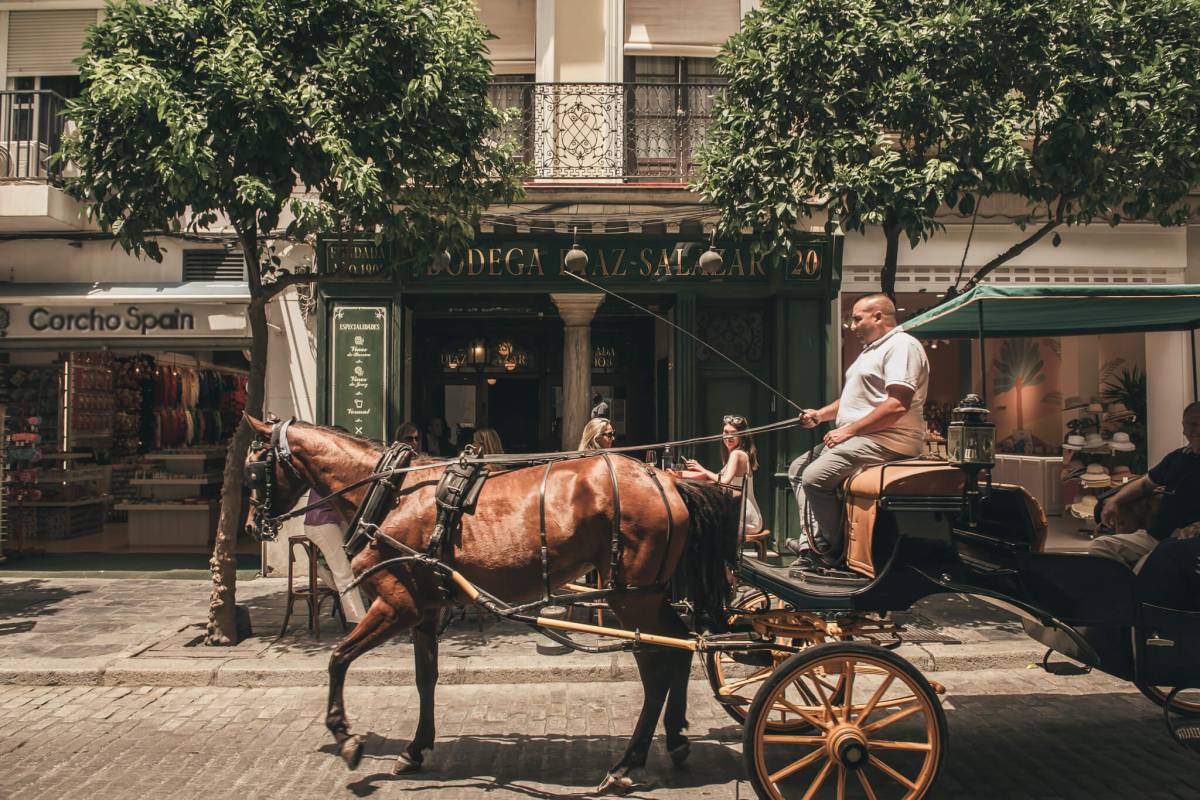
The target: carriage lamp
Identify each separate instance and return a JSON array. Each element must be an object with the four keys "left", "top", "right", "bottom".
[{"left": 946, "top": 393, "right": 995, "bottom": 469}]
